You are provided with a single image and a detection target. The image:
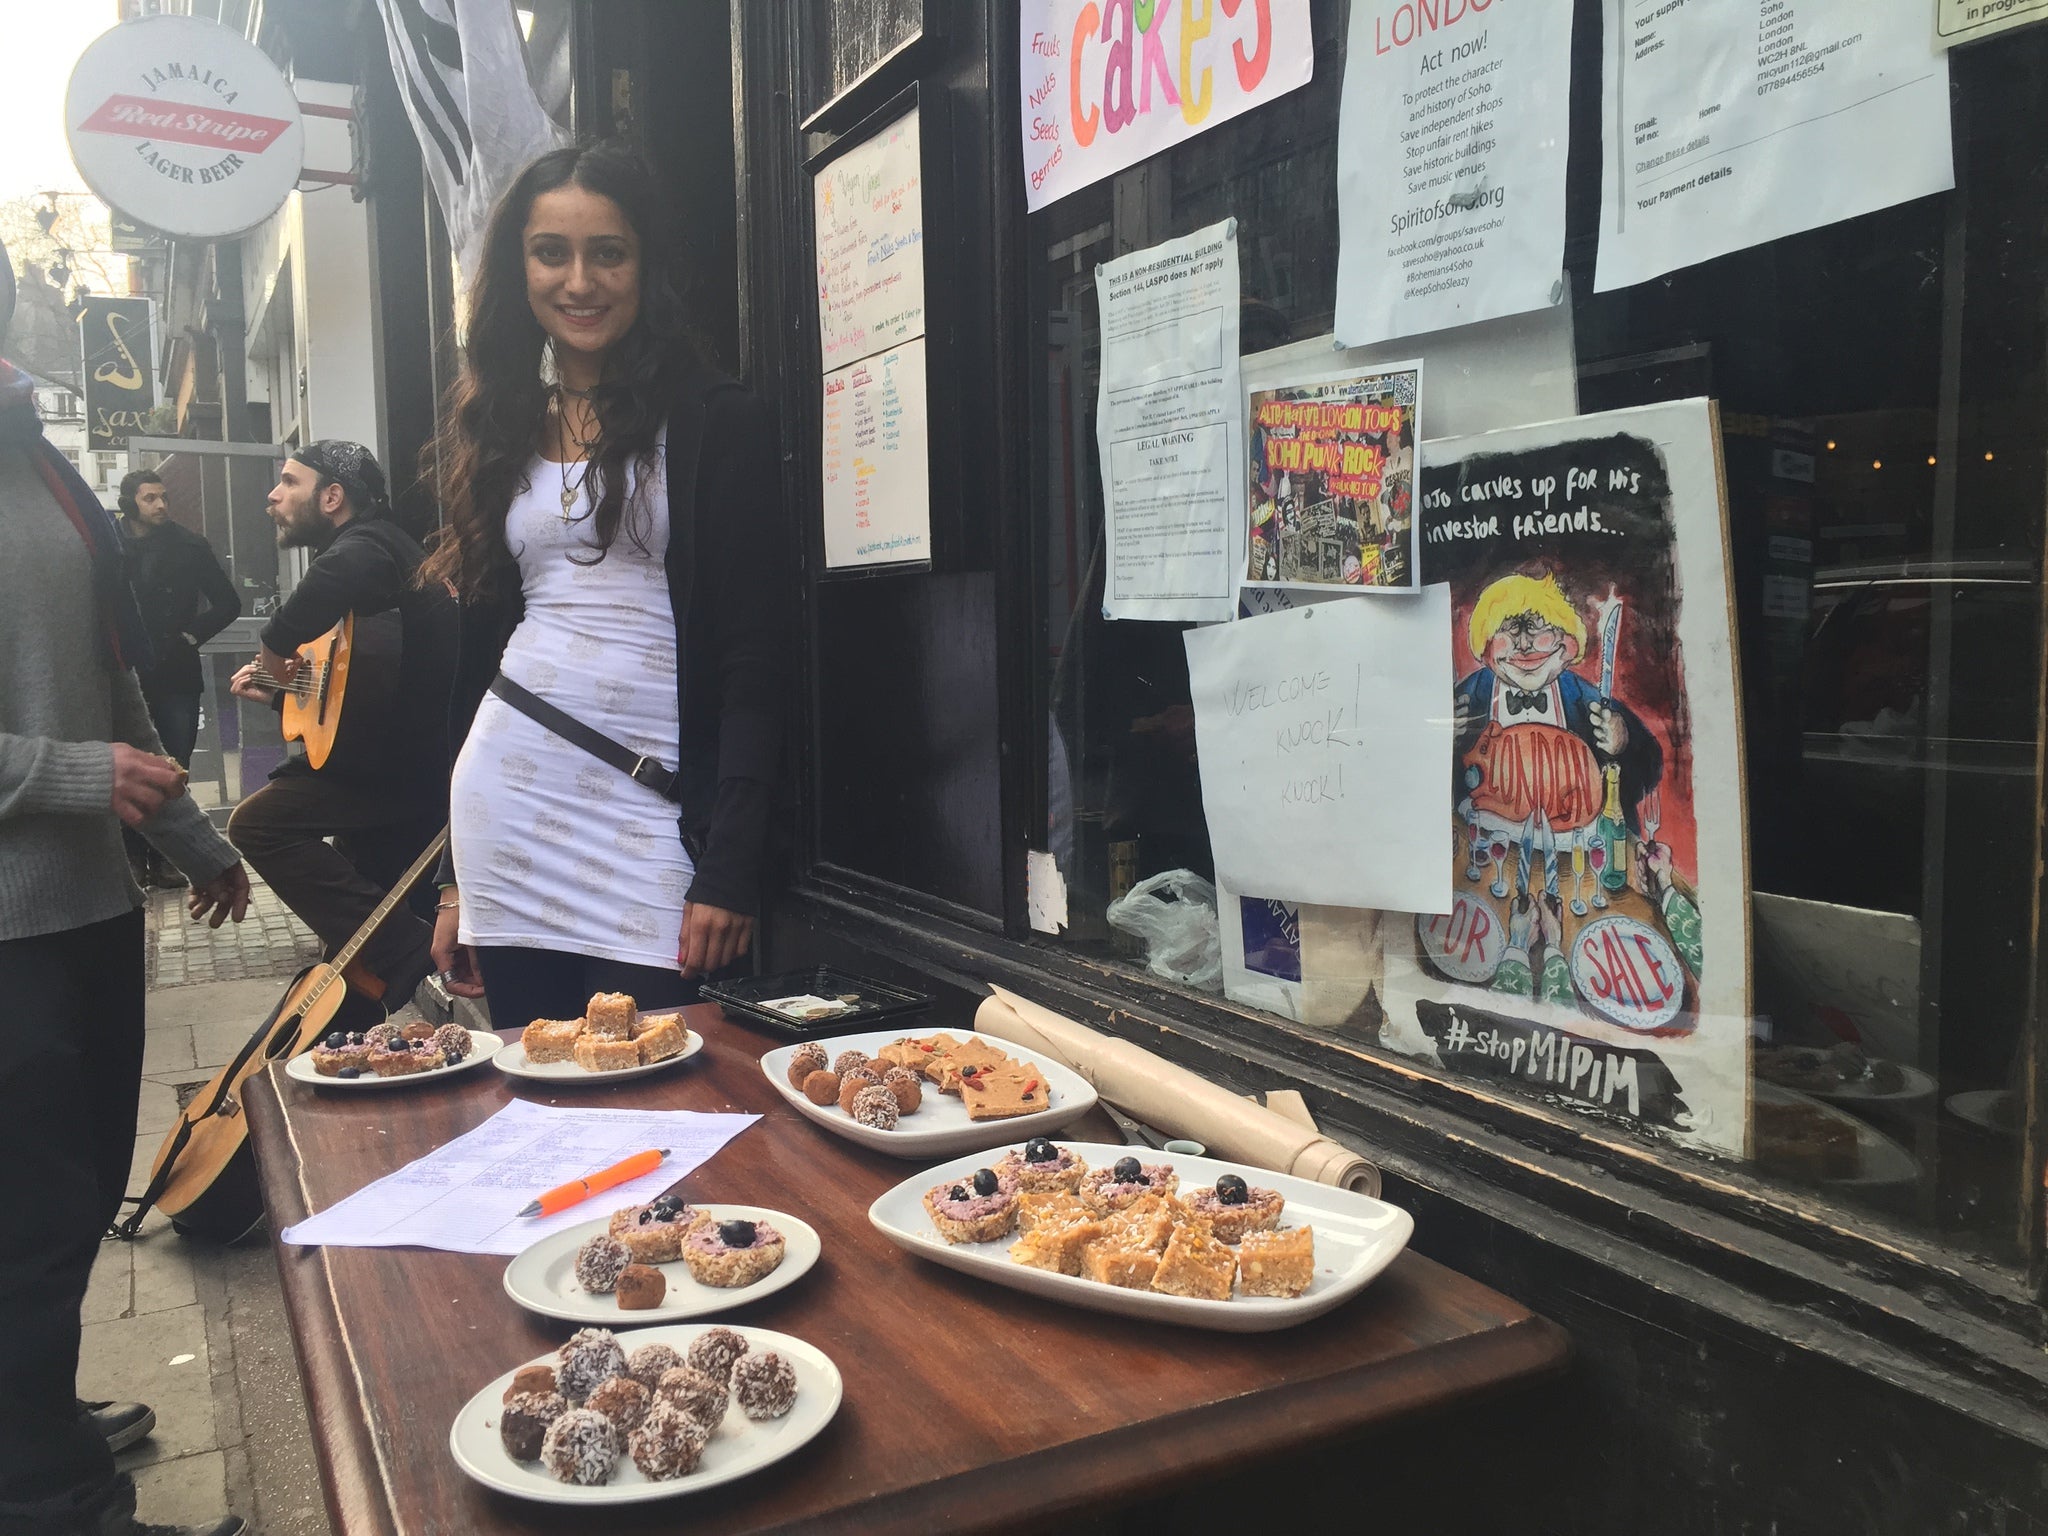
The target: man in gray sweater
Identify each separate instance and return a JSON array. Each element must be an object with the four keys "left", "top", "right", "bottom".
[{"left": 0, "top": 246, "right": 249, "bottom": 1536}]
